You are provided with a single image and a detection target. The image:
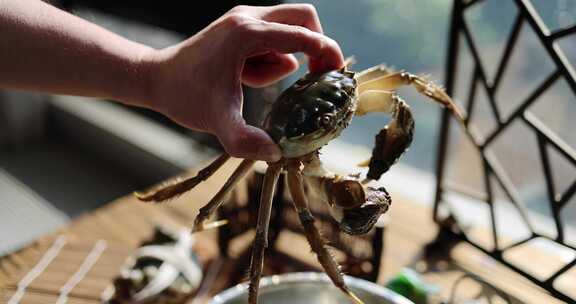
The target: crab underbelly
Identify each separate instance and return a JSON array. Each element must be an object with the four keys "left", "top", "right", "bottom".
[{"left": 278, "top": 127, "right": 344, "bottom": 158}]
